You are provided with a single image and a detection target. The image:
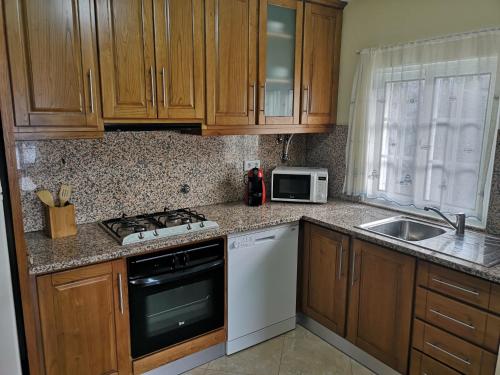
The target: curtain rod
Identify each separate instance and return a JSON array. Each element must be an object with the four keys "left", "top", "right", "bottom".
[{"left": 354, "top": 26, "right": 500, "bottom": 56}]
